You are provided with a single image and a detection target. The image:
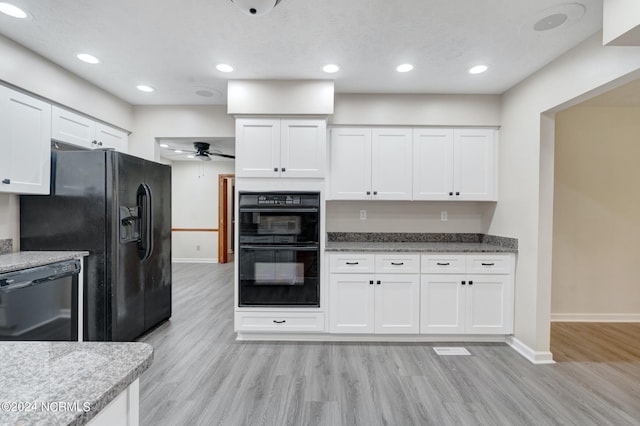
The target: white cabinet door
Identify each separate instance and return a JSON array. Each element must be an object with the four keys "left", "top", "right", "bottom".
[
  {"left": 371, "top": 128, "right": 412, "bottom": 200},
  {"left": 329, "top": 128, "right": 371, "bottom": 200},
  {"left": 0, "top": 87, "right": 51, "bottom": 195},
  {"left": 236, "top": 118, "right": 281, "bottom": 177},
  {"left": 280, "top": 119, "right": 326, "bottom": 178},
  {"left": 51, "top": 106, "right": 95, "bottom": 149},
  {"left": 420, "top": 274, "right": 466, "bottom": 334},
  {"left": 454, "top": 129, "right": 496, "bottom": 201},
  {"left": 374, "top": 274, "right": 420, "bottom": 334},
  {"left": 329, "top": 274, "right": 374, "bottom": 333},
  {"left": 412, "top": 128, "right": 454, "bottom": 200},
  {"left": 95, "top": 123, "right": 128, "bottom": 151},
  {"left": 465, "top": 274, "right": 512, "bottom": 334}
]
